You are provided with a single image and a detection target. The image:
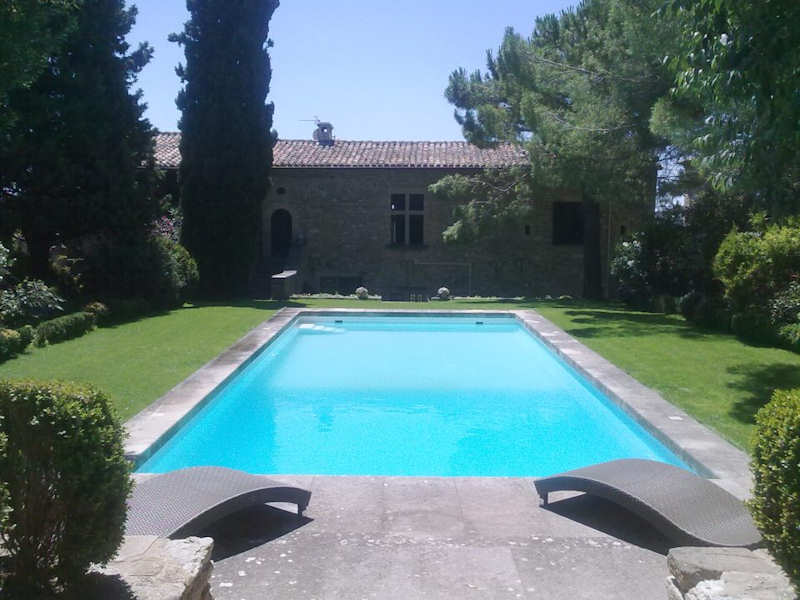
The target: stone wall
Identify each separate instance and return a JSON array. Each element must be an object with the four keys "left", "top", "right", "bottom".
[{"left": 263, "top": 167, "right": 649, "bottom": 298}]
